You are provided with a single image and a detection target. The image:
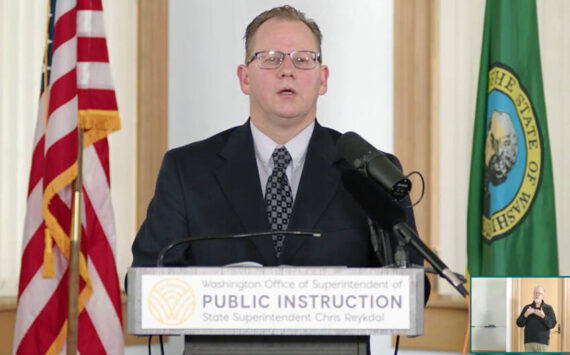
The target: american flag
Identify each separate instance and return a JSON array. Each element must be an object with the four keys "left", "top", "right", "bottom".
[{"left": 13, "top": 0, "right": 123, "bottom": 353}]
